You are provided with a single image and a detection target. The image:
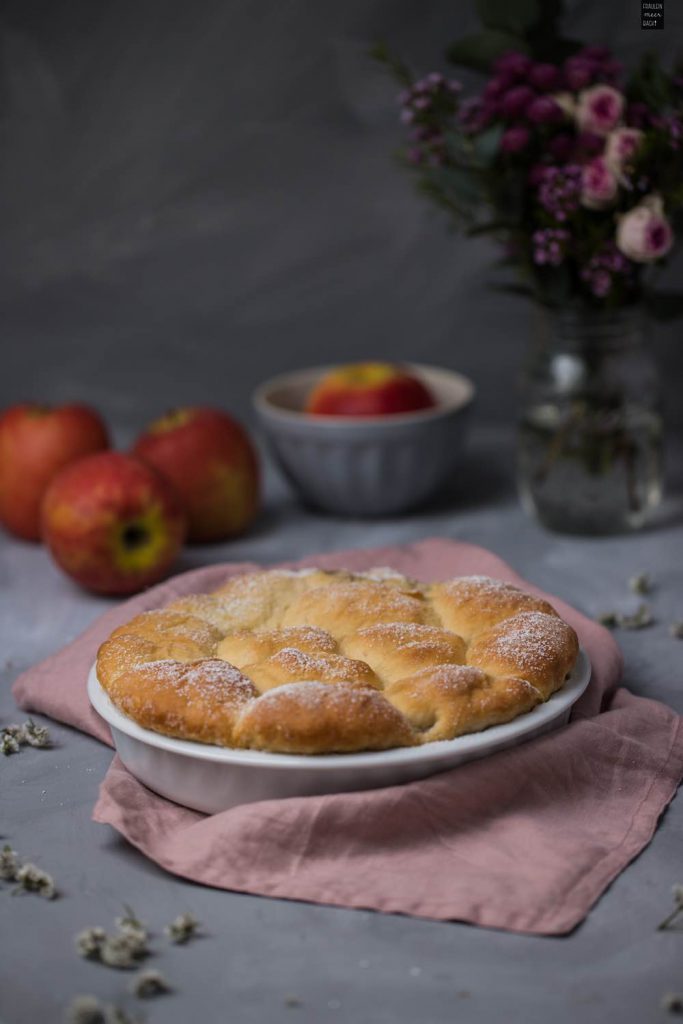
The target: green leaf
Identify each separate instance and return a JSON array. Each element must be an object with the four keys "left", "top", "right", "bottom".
[
  {"left": 476, "top": 0, "right": 540, "bottom": 34},
  {"left": 473, "top": 123, "right": 504, "bottom": 166},
  {"left": 369, "top": 40, "right": 413, "bottom": 87},
  {"left": 645, "top": 290, "right": 683, "bottom": 321},
  {"left": 446, "top": 31, "right": 528, "bottom": 73},
  {"left": 427, "top": 165, "right": 484, "bottom": 207},
  {"left": 628, "top": 51, "right": 672, "bottom": 109}
]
